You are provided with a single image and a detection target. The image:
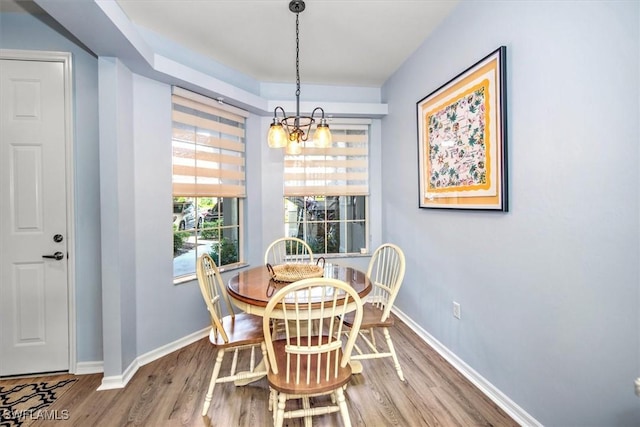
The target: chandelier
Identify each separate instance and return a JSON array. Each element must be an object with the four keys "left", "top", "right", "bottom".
[{"left": 267, "top": 0, "right": 332, "bottom": 155}]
